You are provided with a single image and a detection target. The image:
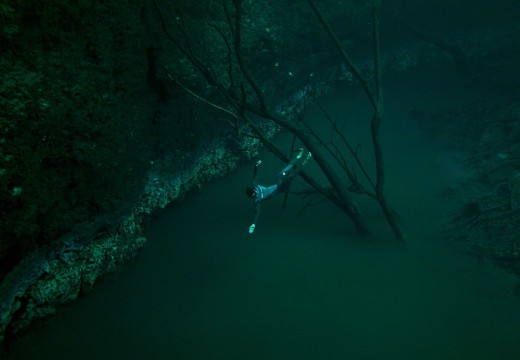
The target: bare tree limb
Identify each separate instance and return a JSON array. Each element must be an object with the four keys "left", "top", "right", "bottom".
[
  {"left": 306, "top": 0, "right": 377, "bottom": 109},
  {"left": 153, "top": 0, "right": 420, "bottom": 239}
]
